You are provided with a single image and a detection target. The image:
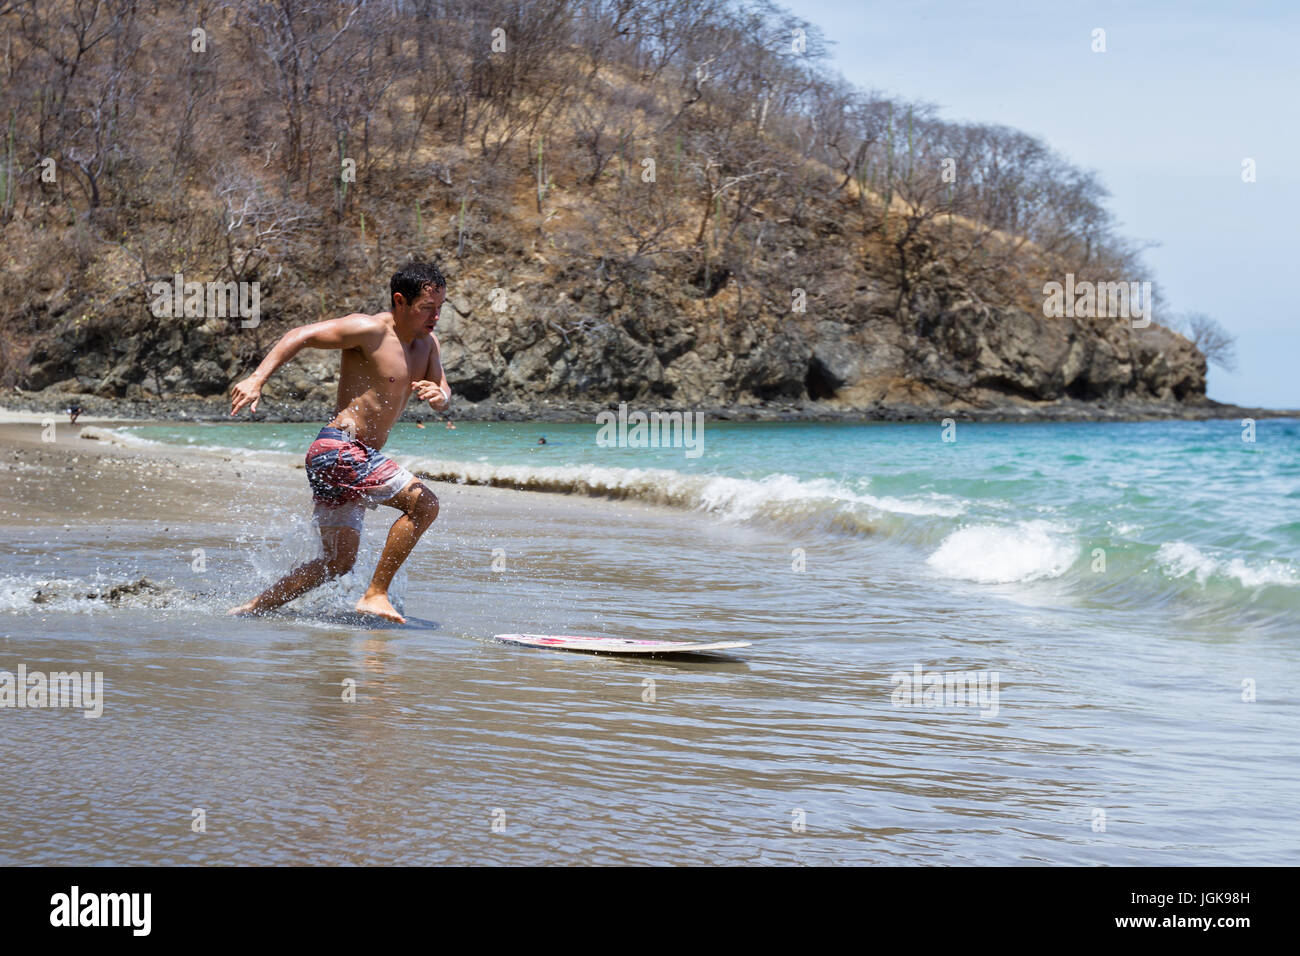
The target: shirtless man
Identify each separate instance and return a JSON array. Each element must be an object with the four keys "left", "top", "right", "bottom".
[{"left": 226, "top": 261, "right": 451, "bottom": 623}]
